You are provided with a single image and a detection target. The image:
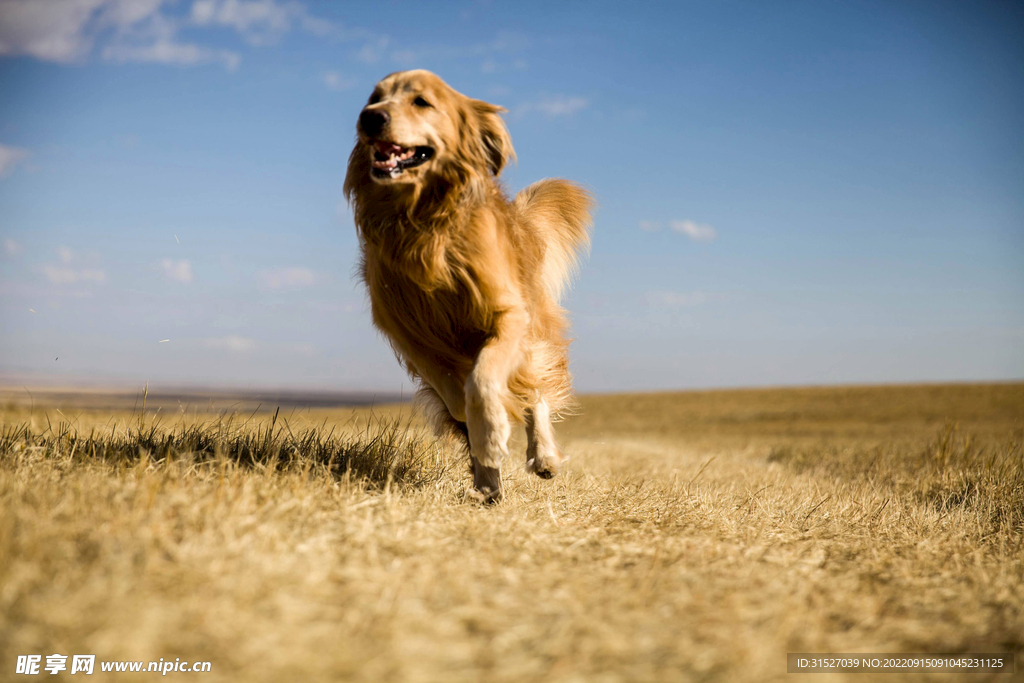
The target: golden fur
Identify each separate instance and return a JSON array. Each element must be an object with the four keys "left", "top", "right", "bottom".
[{"left": 344, "top": 70, "right": 593, "bottom": 502}]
